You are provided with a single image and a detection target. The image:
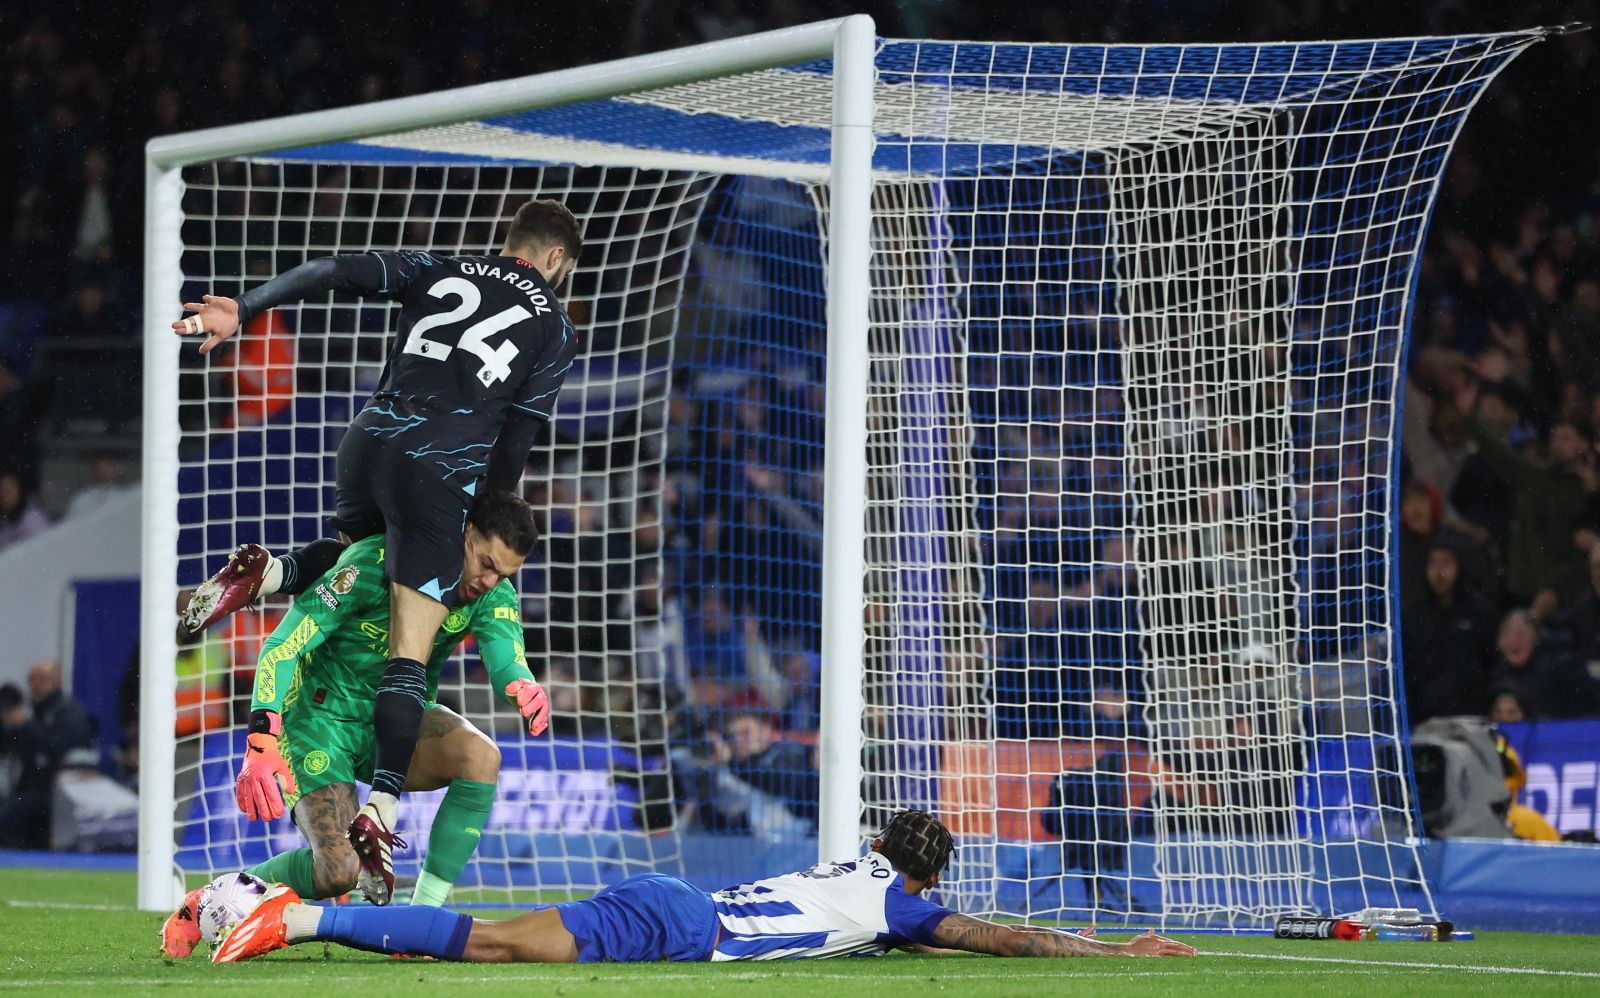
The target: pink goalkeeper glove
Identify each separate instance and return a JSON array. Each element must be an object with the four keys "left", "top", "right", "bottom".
[
  {"left": 505, "top": 679, "right": 550, "bottom": 737},
  {"left": 235, "top": 712, "right": 297, "bottom": 821}
]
